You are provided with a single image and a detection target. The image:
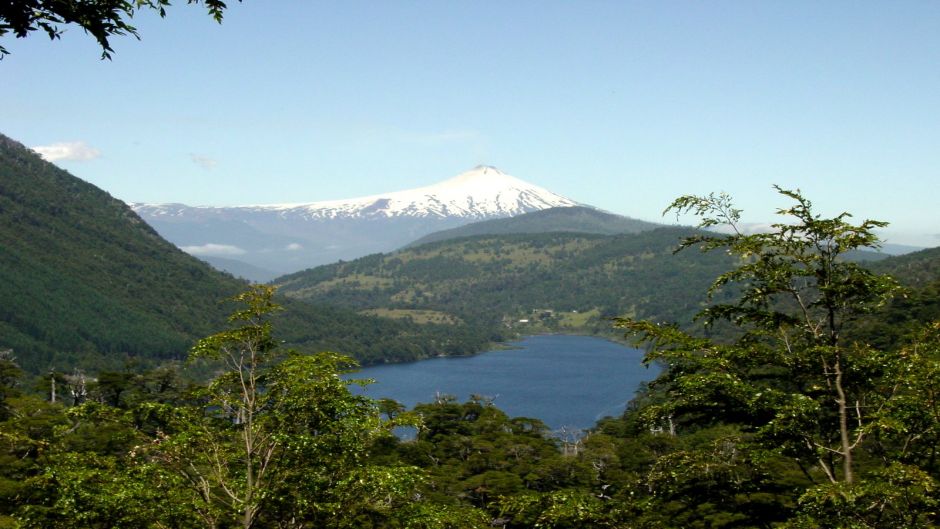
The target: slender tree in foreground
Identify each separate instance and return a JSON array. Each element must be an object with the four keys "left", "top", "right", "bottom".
[
  {"left": 18, "top": 286, "right": 491, "bottom": 528},
  {"left": 617, "top": 187, "right": 940, "bottom": 527}
]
